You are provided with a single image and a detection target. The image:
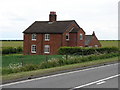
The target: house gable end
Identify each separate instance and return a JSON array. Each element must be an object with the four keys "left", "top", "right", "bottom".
[{"left": 88, "top": 35, "right": 101, "bottom": 47}]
